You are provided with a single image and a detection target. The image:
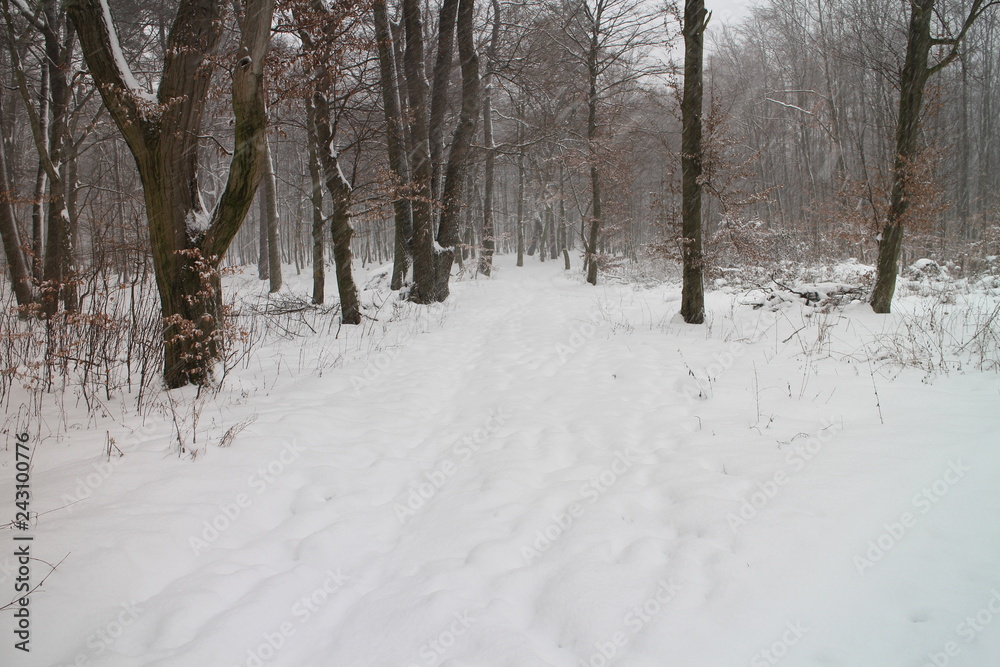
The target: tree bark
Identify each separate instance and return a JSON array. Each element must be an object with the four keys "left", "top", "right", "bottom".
[
  {"left": 432, "top": 0, "right": 479, "bottom": 301},
  {"left": 309, "top": 93, "right": 362, "bottom": 325},
  {"left": 585, "top": 22, "right": 602, "bottom": 285},
  {"left": 479, "top": 0, "right": 500, "bottom": 277},
  {"left": 3, "top": 0, "right": 76, "bottom": 315},
  {"left": 69, "top": 0, "right": 275, "bottom": 387},
  {"left": 402, "top": 0, "right": 435, "bottom": 303},
  {"left": 429, "top": 0, "right": 459, "bottom": 204},
  {"left": 306, "top": 103, "right": 325, "bottom": 305},
  {"left": 262, "top": 136, "right": 282, "bottom": 292},
  {"left": 560, "top": 165, "right": 570, "bottom": 270},
  {"left": 680, "top": 0, "right": 707, "bottom": 324},
  {"left": 515, "top": 103, "right": 525, "bottom": 267},
  {"left": 31, "top": 57, "right": 48, "bottom": 281},
  {"left": 0, "top": 105, "right": 33, "bottom": 308},
  {"left": 373, "top": 0, "right": 413, "bottom": 290},
  {"left": 871, "top": 0, "right": 935, "bottom": 314},
  {"left": 871, "top": 0, "right": 991, "bottom": 312}
]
